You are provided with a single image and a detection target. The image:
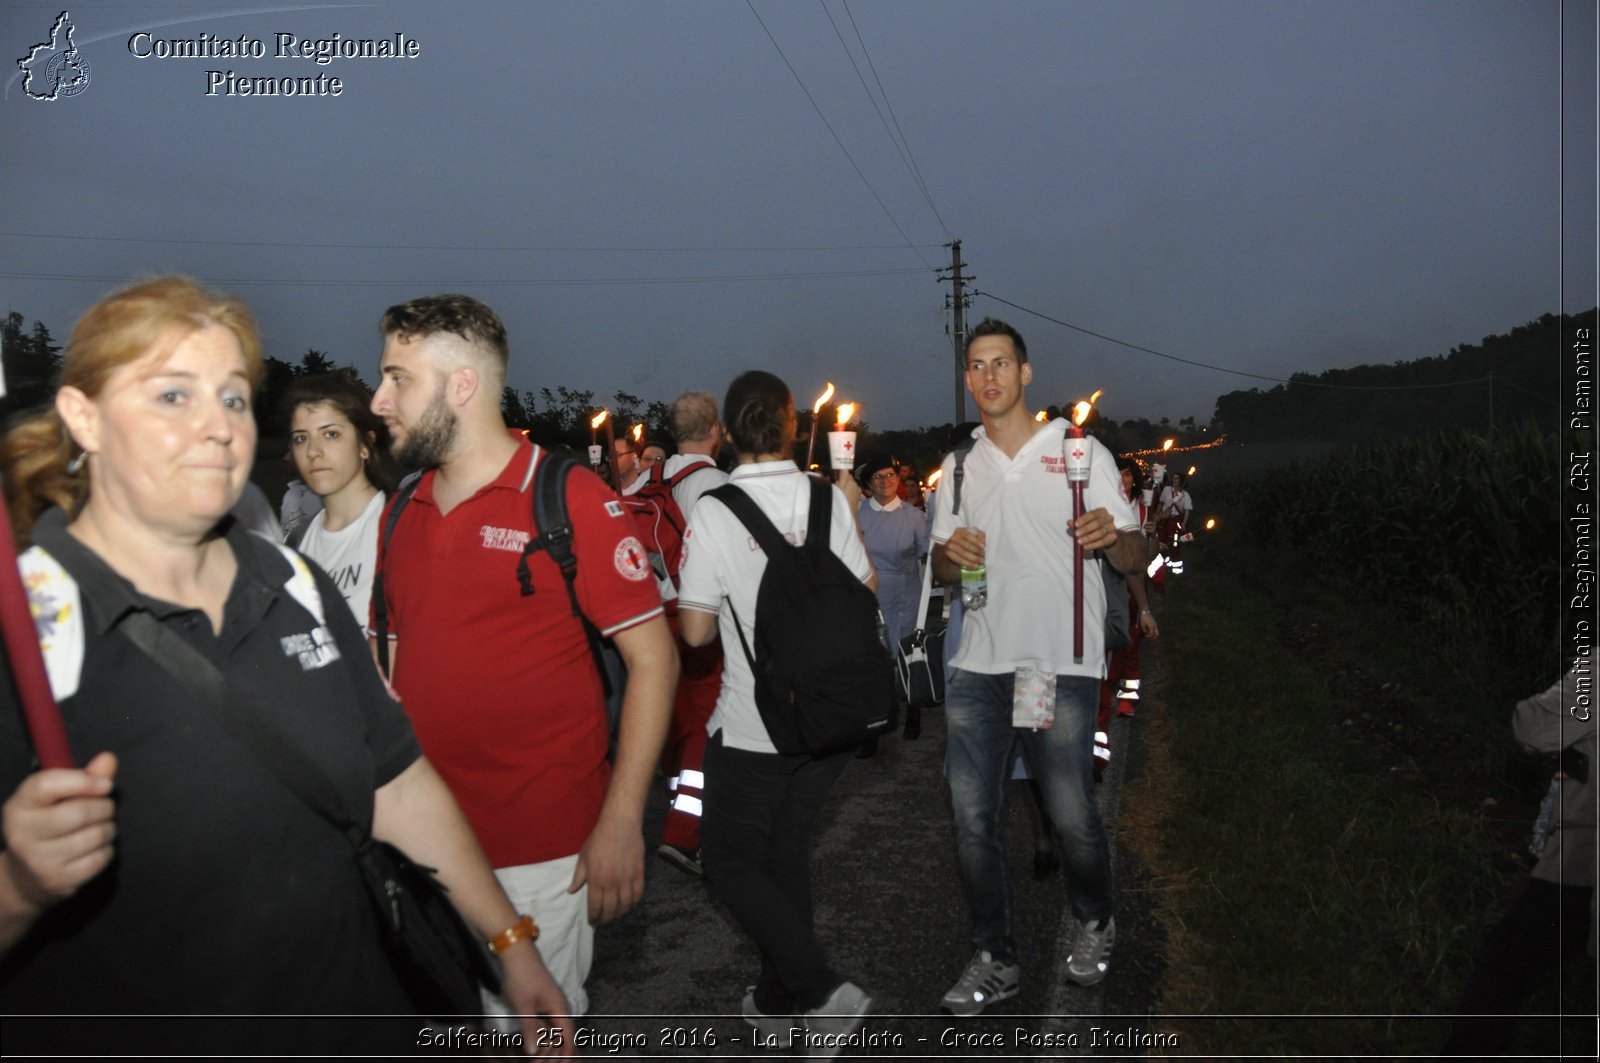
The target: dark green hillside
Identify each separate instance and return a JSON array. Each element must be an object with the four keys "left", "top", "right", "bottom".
[{"left": 1213, "top": 310, "right": 1592, "bottom": 442}]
